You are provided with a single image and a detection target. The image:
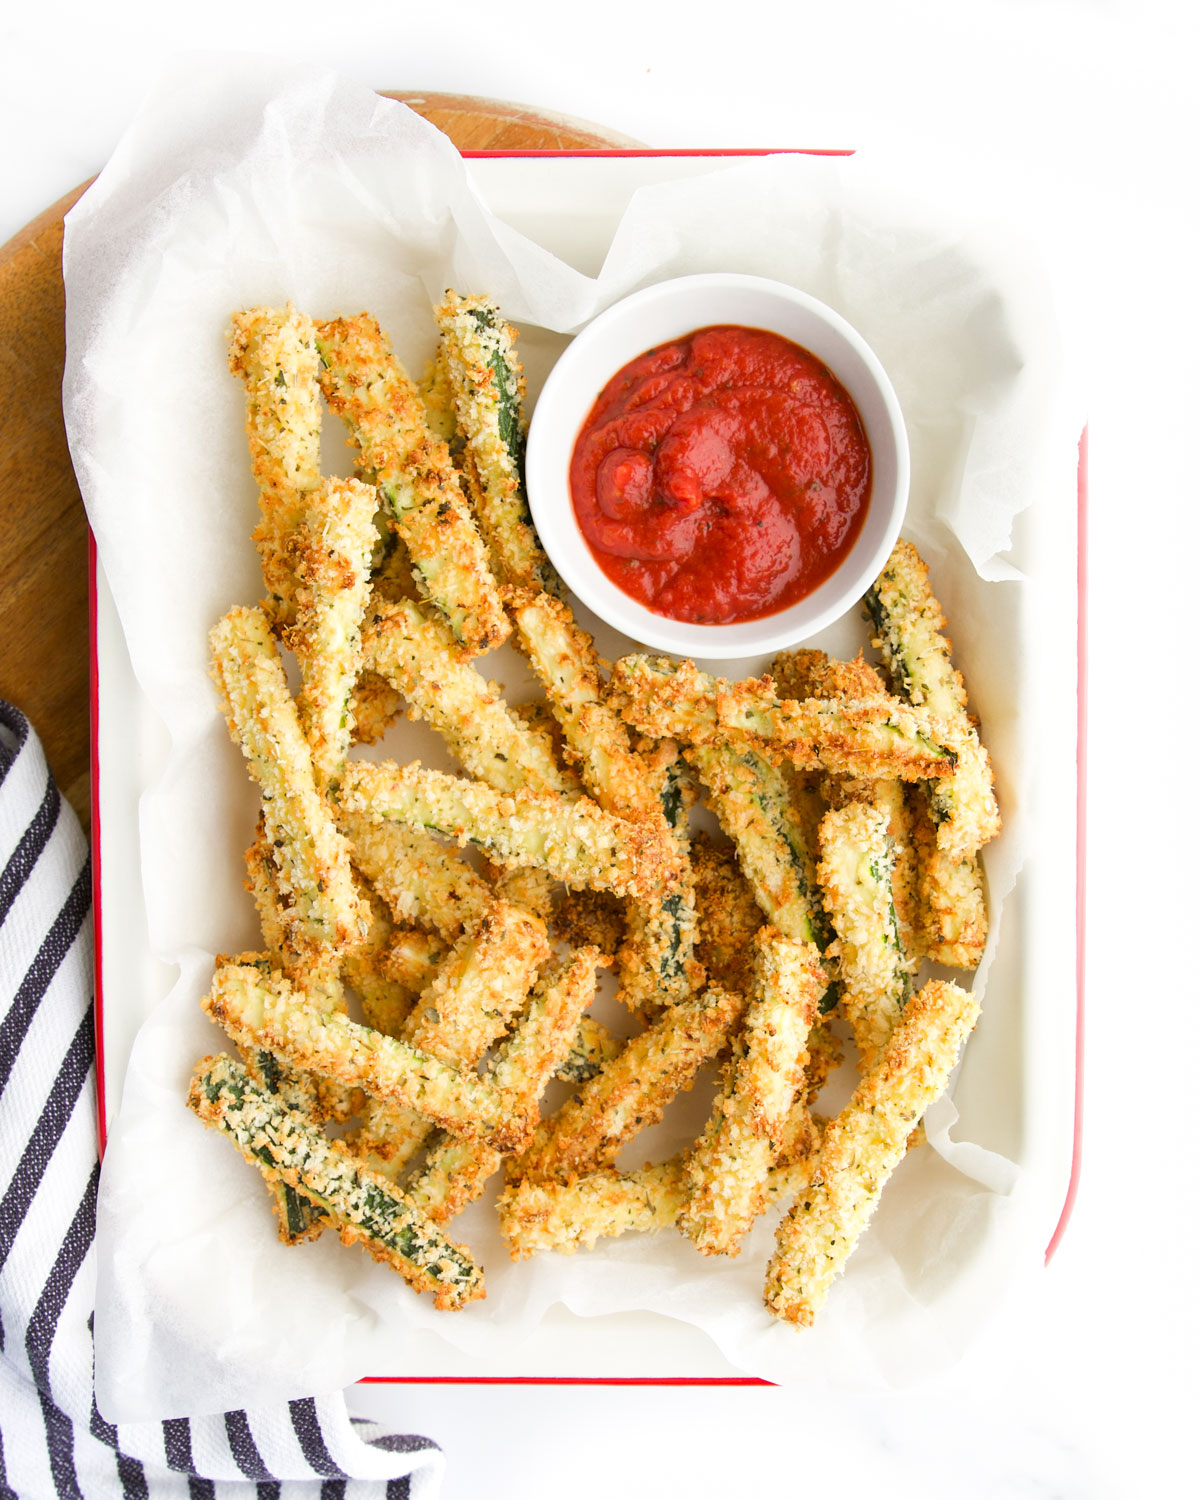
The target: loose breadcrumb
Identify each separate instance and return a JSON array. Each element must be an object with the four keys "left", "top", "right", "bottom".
[{"left": 316, "top": 313, "right": 509, "bottom": 656}]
